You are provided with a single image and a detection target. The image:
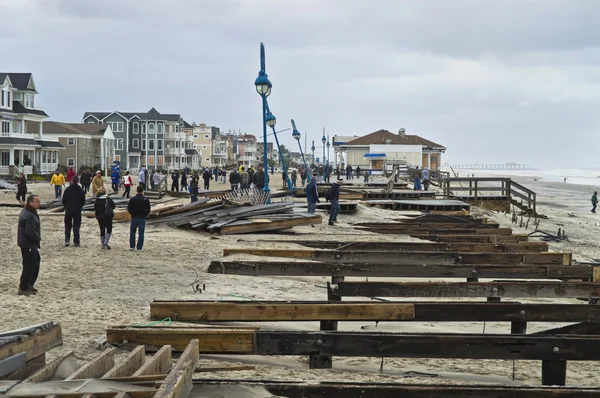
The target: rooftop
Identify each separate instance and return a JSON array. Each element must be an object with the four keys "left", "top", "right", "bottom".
[{"left": 345, "top": 129, "right": 445, "bottom": 149}]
